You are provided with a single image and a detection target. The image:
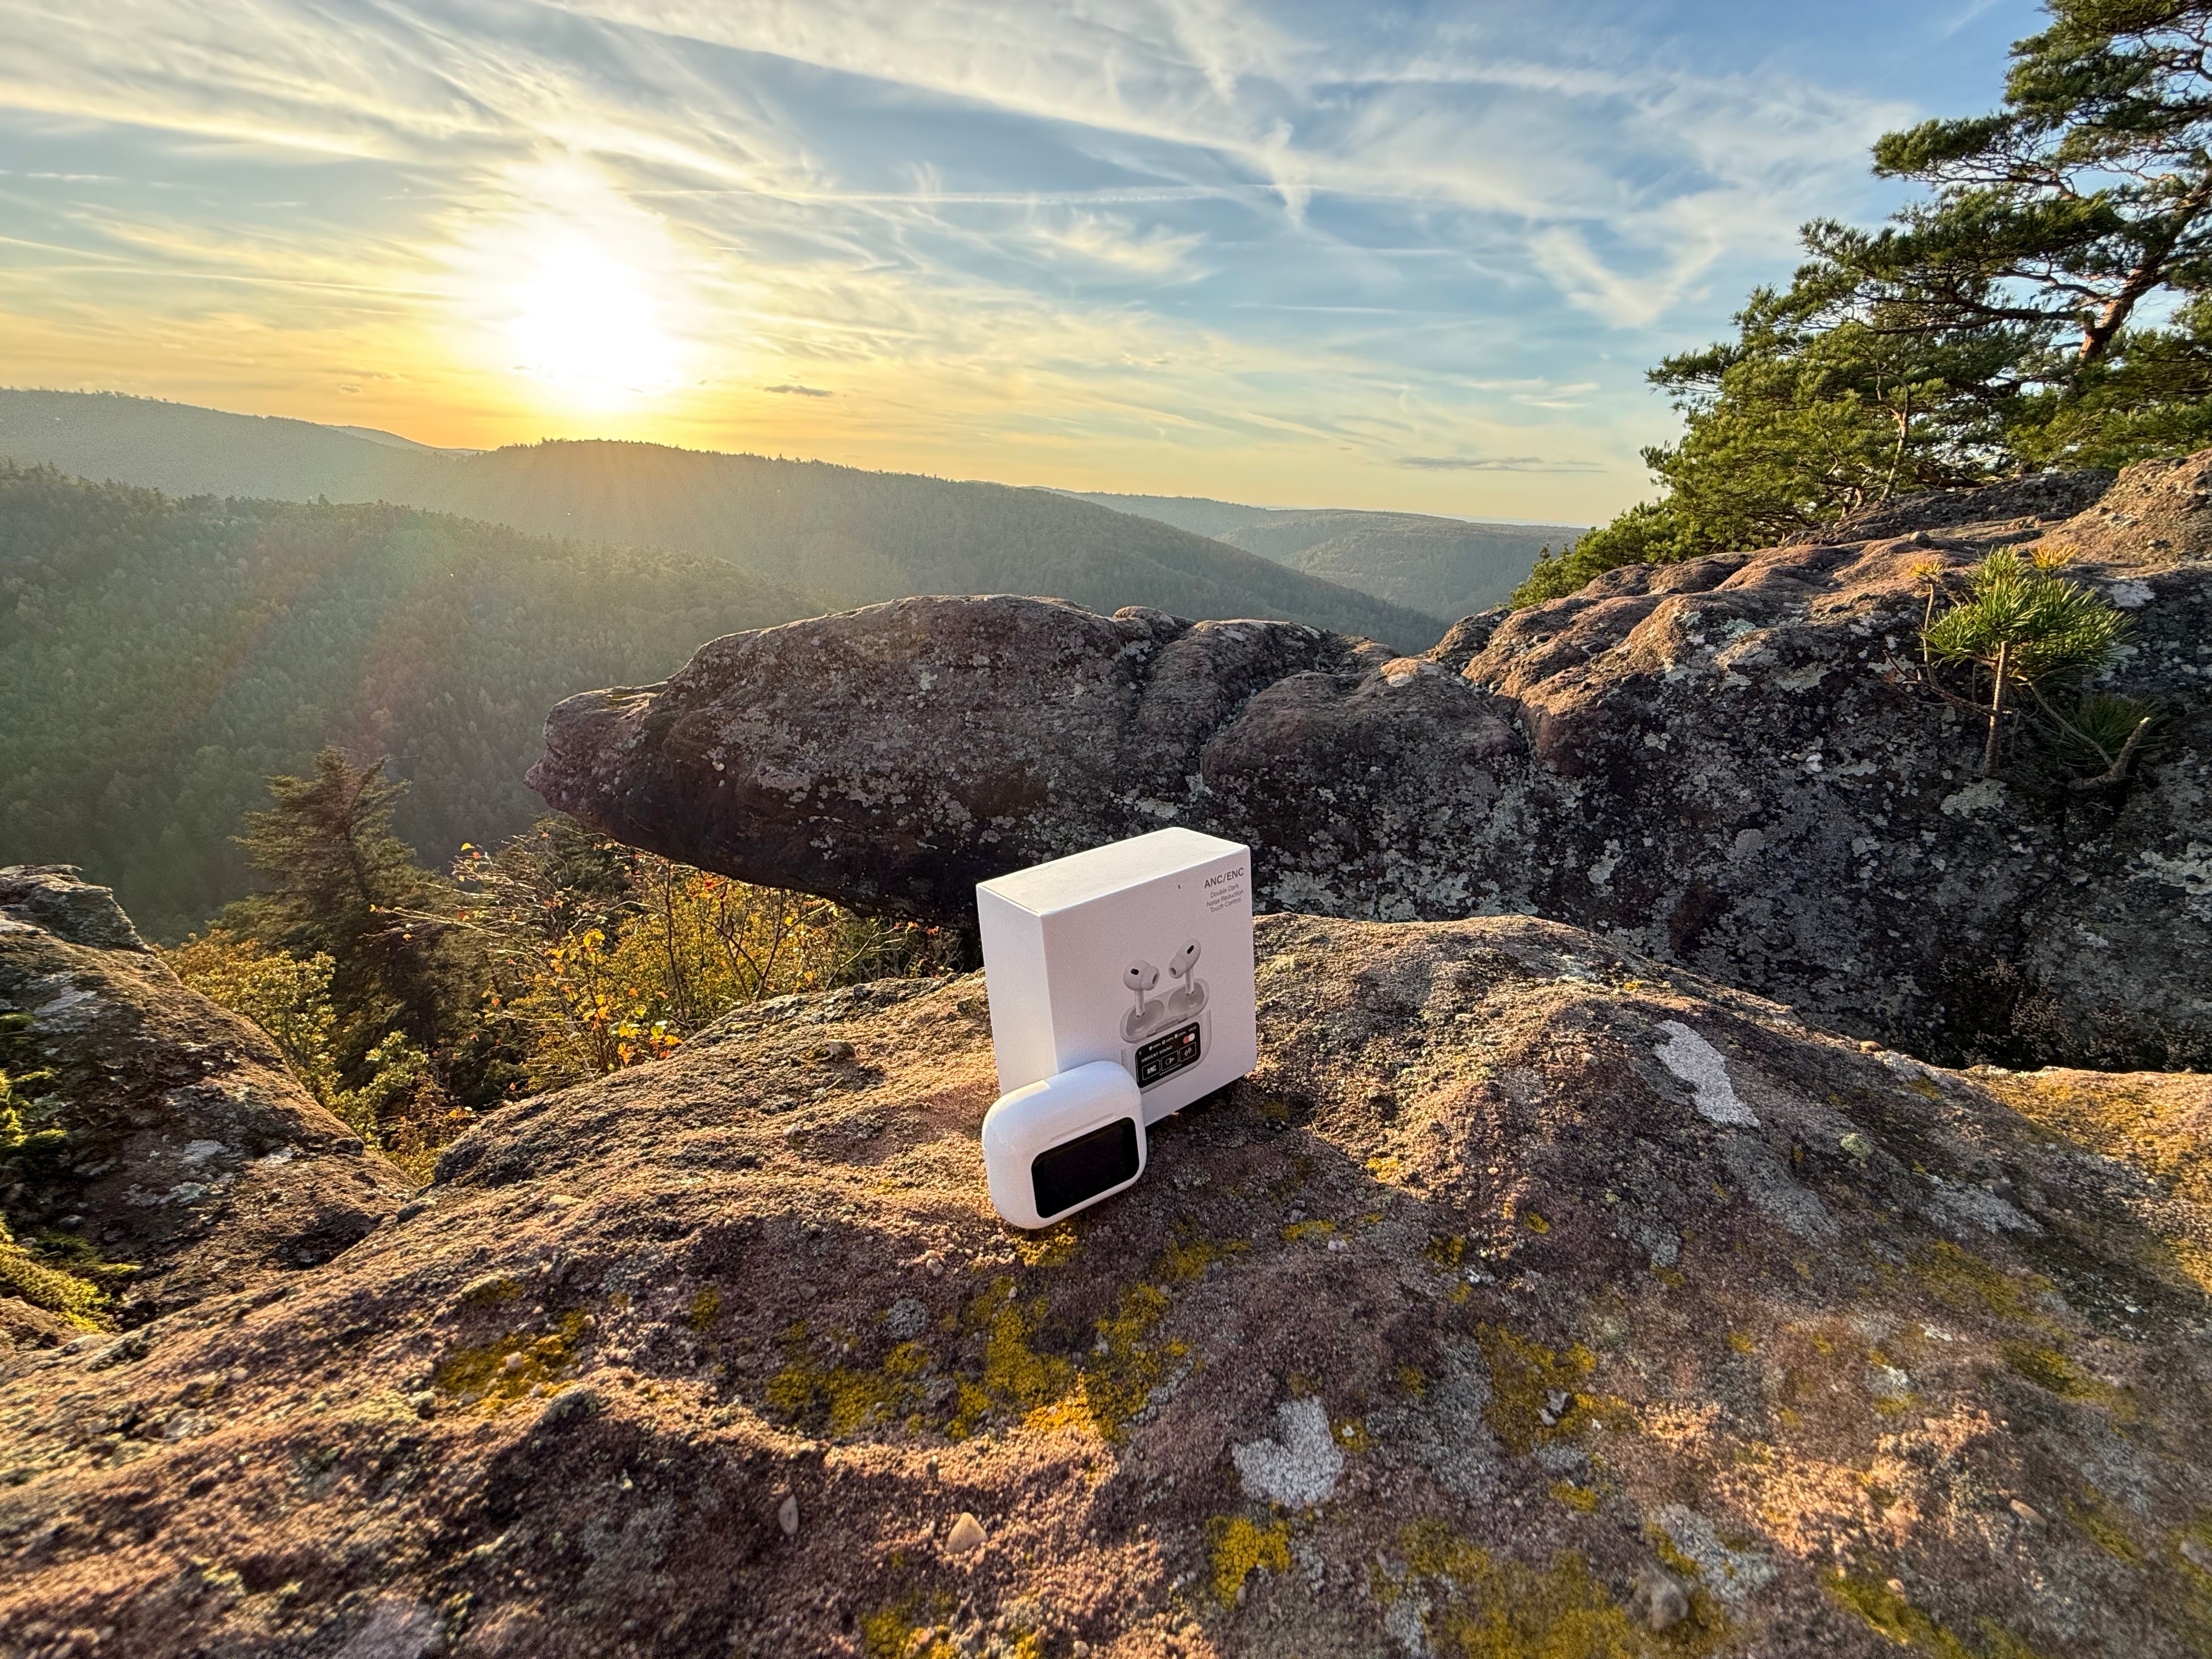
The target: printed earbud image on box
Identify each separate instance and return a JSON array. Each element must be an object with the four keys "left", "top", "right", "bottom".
[{"left": 975, "top": 827, "right": 1257, "bottom": 1228}]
